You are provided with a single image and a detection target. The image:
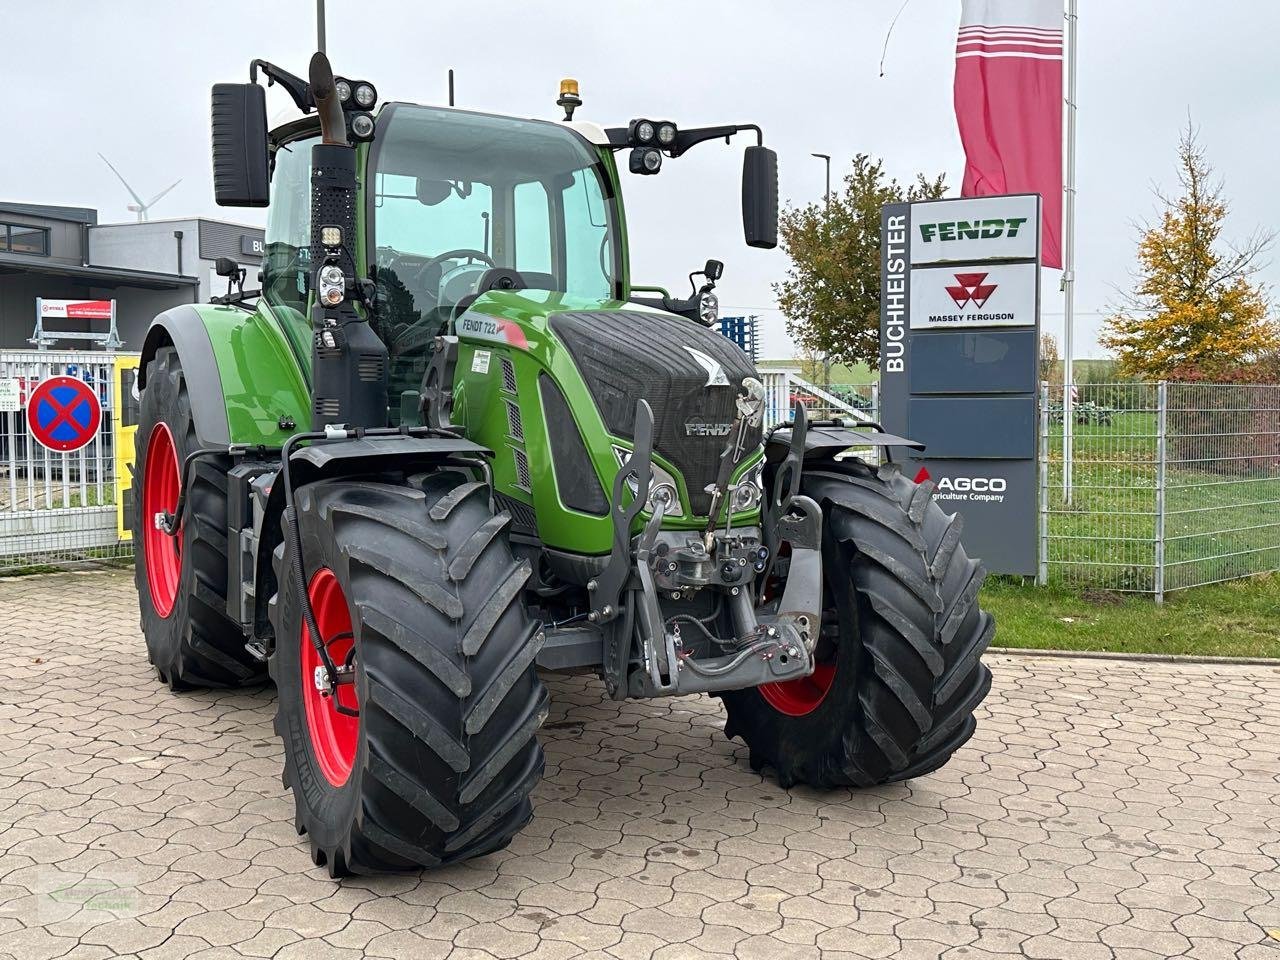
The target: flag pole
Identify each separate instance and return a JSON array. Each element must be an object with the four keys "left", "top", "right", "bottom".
[{"left": 1061, "top": 0, "right": 1078, "bottom": 503}]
